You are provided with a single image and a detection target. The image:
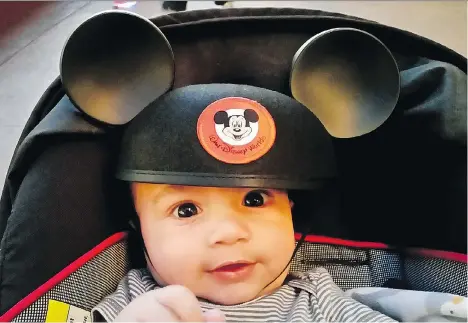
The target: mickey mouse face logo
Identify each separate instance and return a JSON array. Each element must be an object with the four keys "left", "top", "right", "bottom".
[
  {"left": 197, "top": 97, "right": 276, "bottom": 164},
  {"left": 214, "top": 109, "right": 259, "bottom": 146}
]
